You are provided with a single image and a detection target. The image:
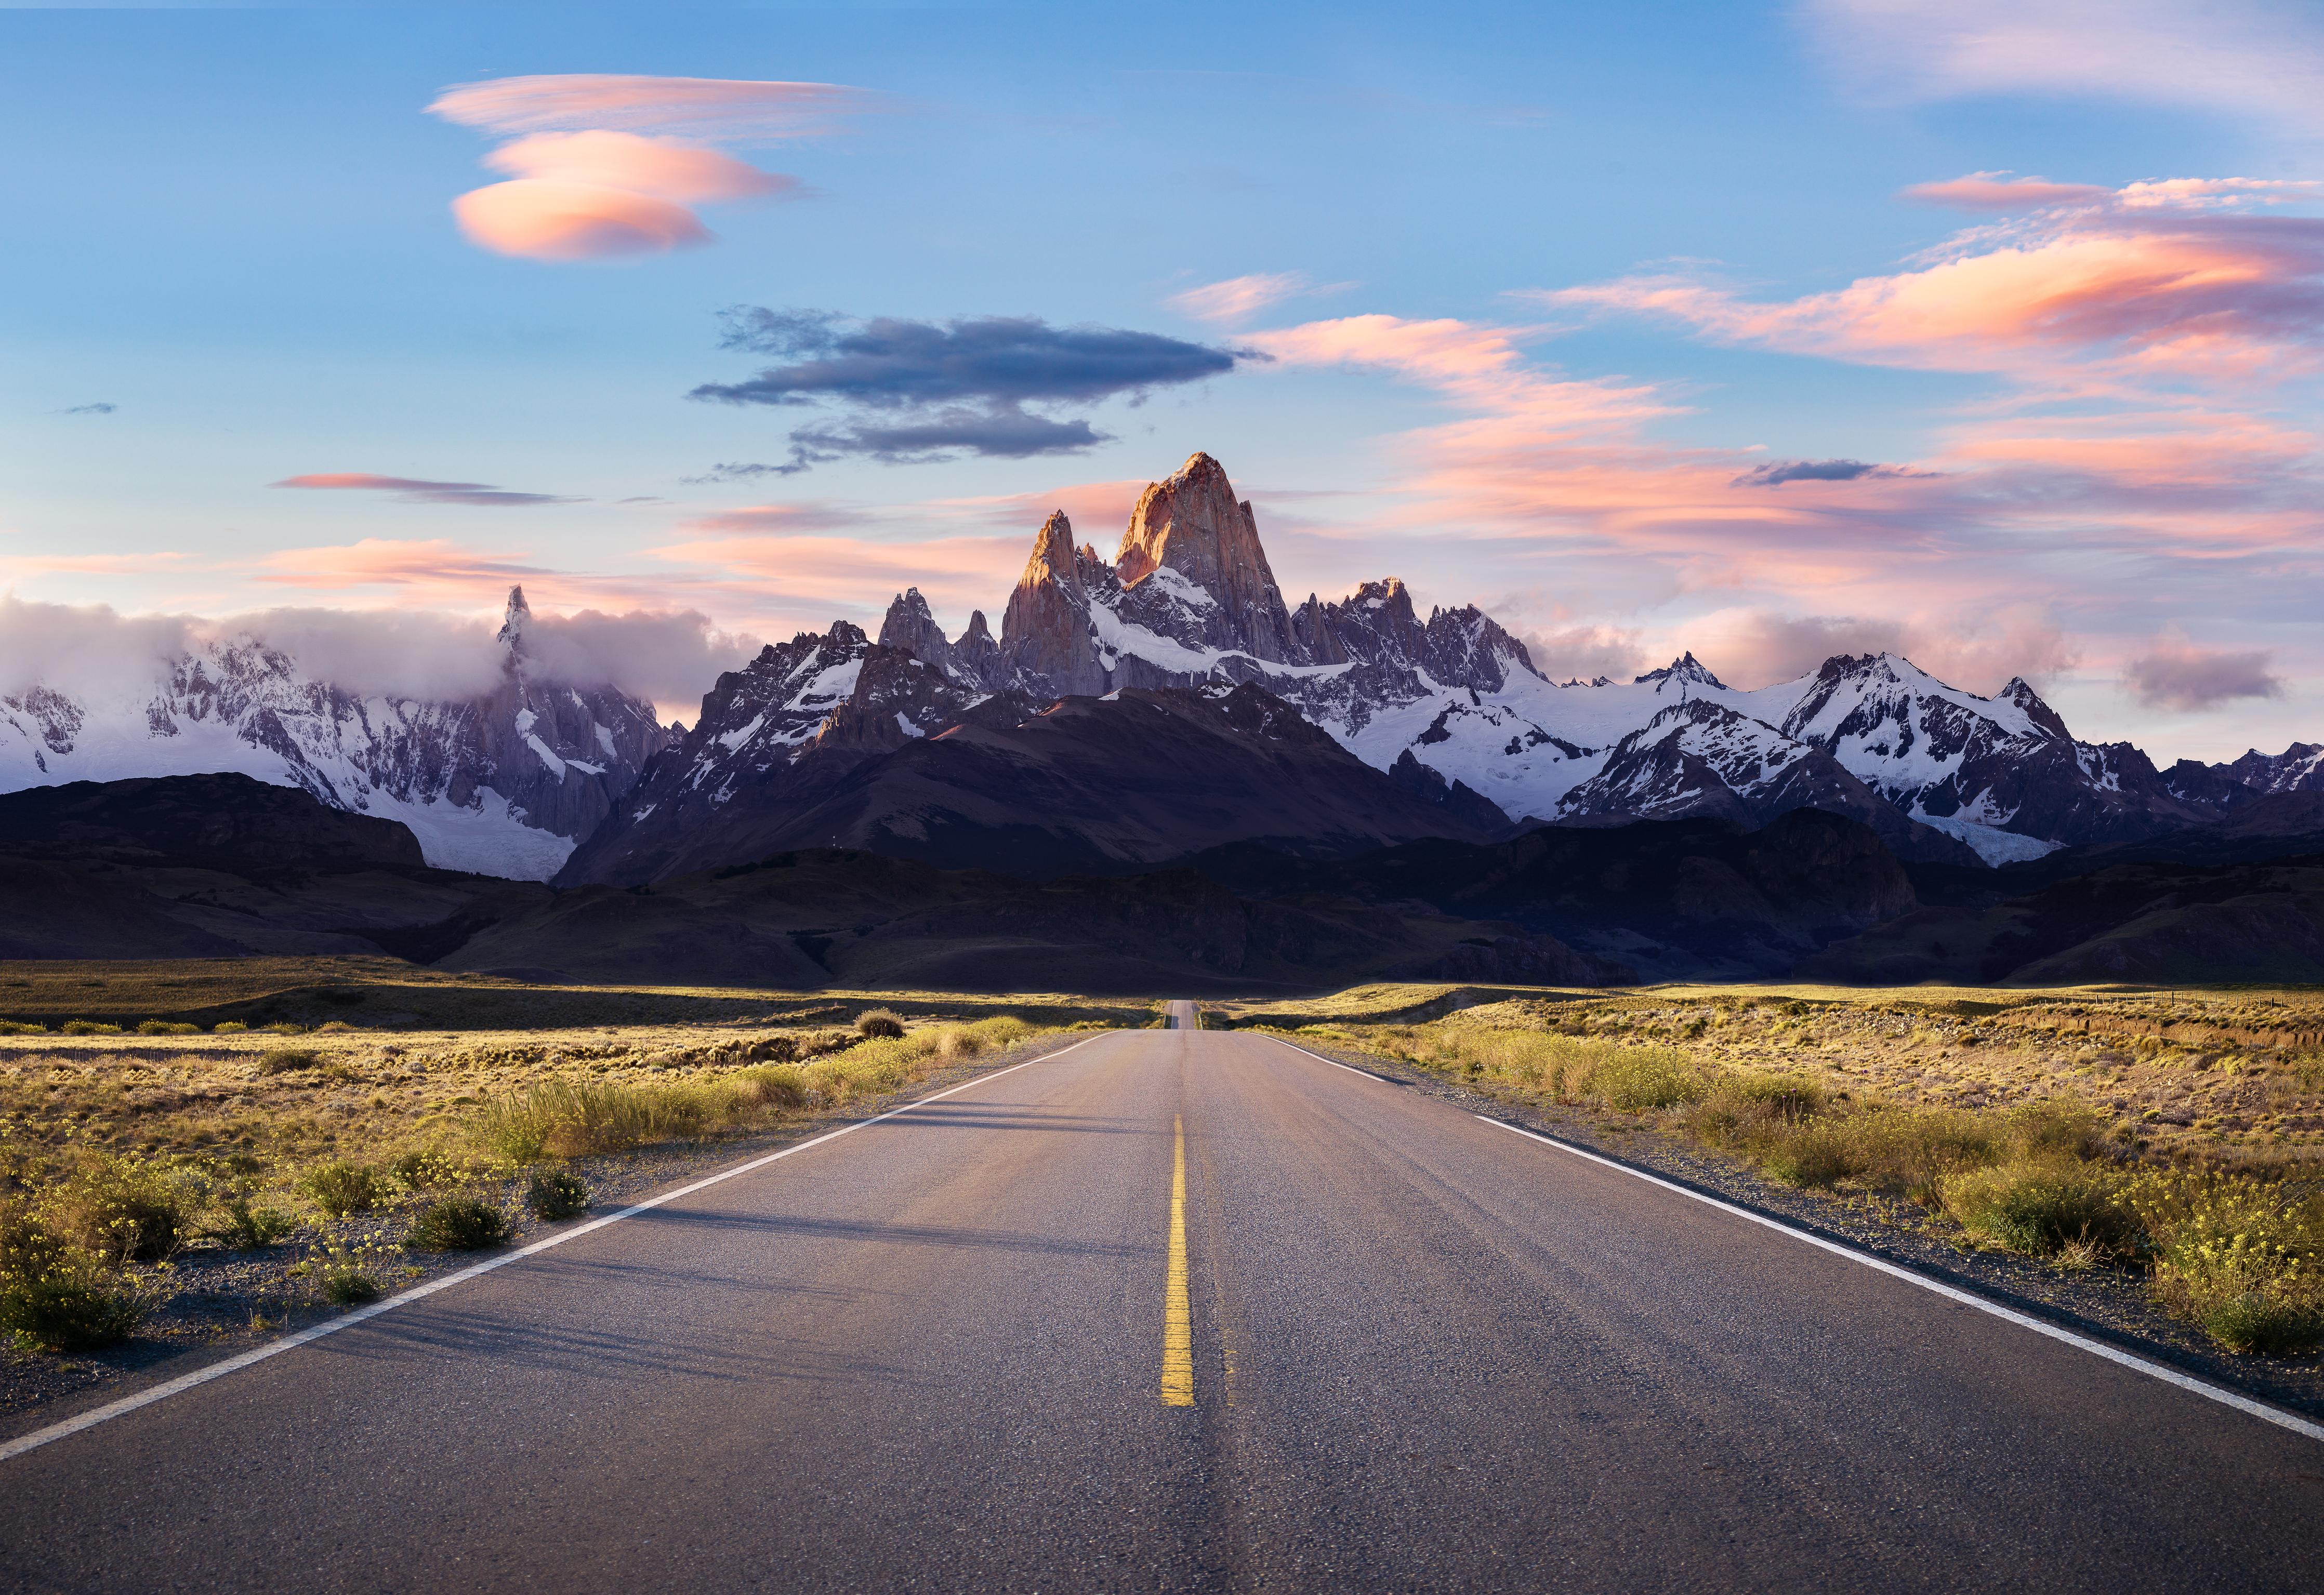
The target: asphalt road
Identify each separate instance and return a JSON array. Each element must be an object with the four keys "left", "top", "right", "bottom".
[{"left": 6, "top": 1014, "right": 2321, "bottom": 1592}]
